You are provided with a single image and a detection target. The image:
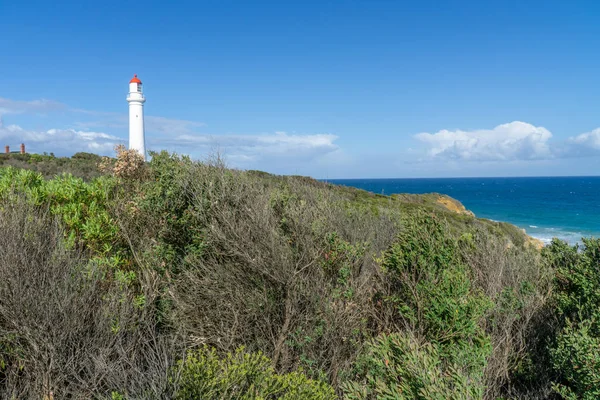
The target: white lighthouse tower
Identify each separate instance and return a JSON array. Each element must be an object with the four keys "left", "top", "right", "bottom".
[{"left": 127, "top": 74, "right": 146, "bottom": 160}]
